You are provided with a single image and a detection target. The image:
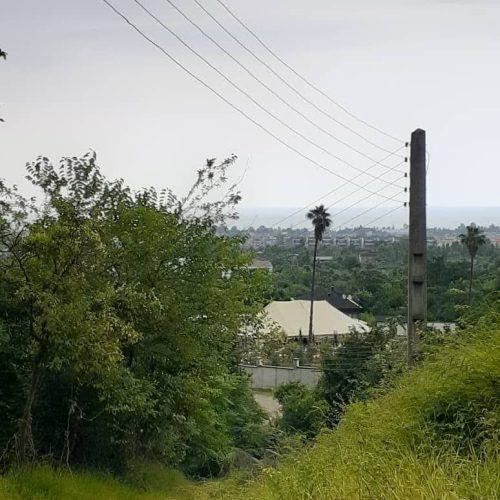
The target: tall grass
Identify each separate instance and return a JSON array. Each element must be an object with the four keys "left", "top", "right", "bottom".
[
  {"left": 1, "top": 325, "right": 498, "bottom": 499},
  {"left": 0, "top": 463, "right": 253, "bottom": 499},
  {"left": 241, "top": 325, "right": 500, "bottom": 499}
]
